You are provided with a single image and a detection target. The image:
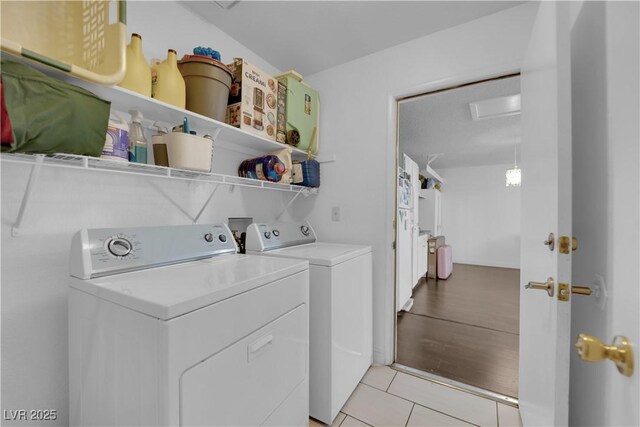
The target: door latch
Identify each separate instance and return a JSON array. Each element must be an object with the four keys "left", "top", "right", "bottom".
[
  {"left": 525, "top": 277, "right": 554, "bottom": 297},
  {"left": 558, "top": 283, "right": 593, "bottom": 301}
]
